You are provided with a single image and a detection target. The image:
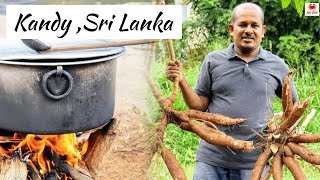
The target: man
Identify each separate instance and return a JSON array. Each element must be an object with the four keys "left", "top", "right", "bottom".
[{"left": 166, "top": 2, "right": 298, "bottom": 179}]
